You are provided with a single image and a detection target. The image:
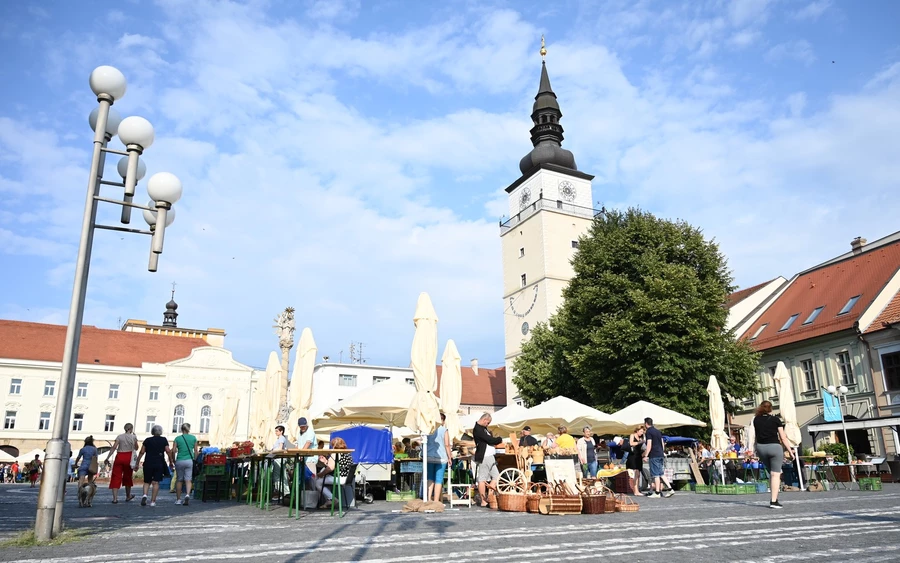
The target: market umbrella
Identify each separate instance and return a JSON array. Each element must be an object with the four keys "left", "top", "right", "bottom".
[
  {"left": 288, "top": 327, "right": 317, "bottom": 443},
  {"left": 210, "top": 391, "right": 241, "bottom": 447},
  {"left": 439, "top": 339, "right": 463, "bottom": 441},
  {"left": 404, "top": 292, "right": 441, "bottom": 500},
  {"left": 252, "top": 351, "right": 282, "bottom": 448},
  {"left": 500, "top": 396, "right": 623, "bottom": 435},
  {"left": 16, "top": 449, "right": 45, "bottom": 465},
  {"left": 611, "top": 400, "right": 706, "bottom": 432},
  {"left": 313, "top": 380, "right": 418, "bottom": 431},
  {"left": 773, "top": 360, "right": 805, "bottom": 488},
  {"left": 457, "top": 404, "right": 529, "bottom": 436},
  {"left": 707, "top": 375, "right": 729, "bottom": 453},
  {"left": 0, "top": 450, "right": 15, "bottom": 463}
]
